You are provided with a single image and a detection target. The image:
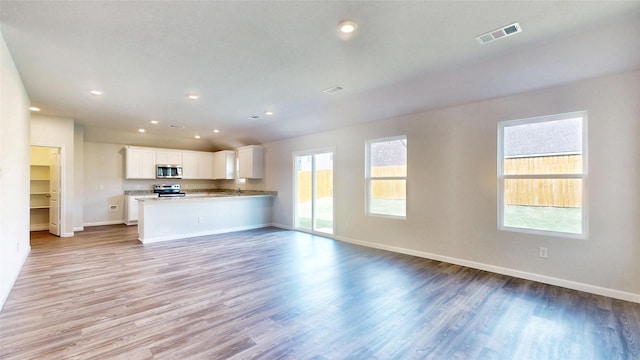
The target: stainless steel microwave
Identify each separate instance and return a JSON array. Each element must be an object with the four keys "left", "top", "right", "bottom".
[{"left": 156, "top": 164, "right": 182, "bottom": 179}]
